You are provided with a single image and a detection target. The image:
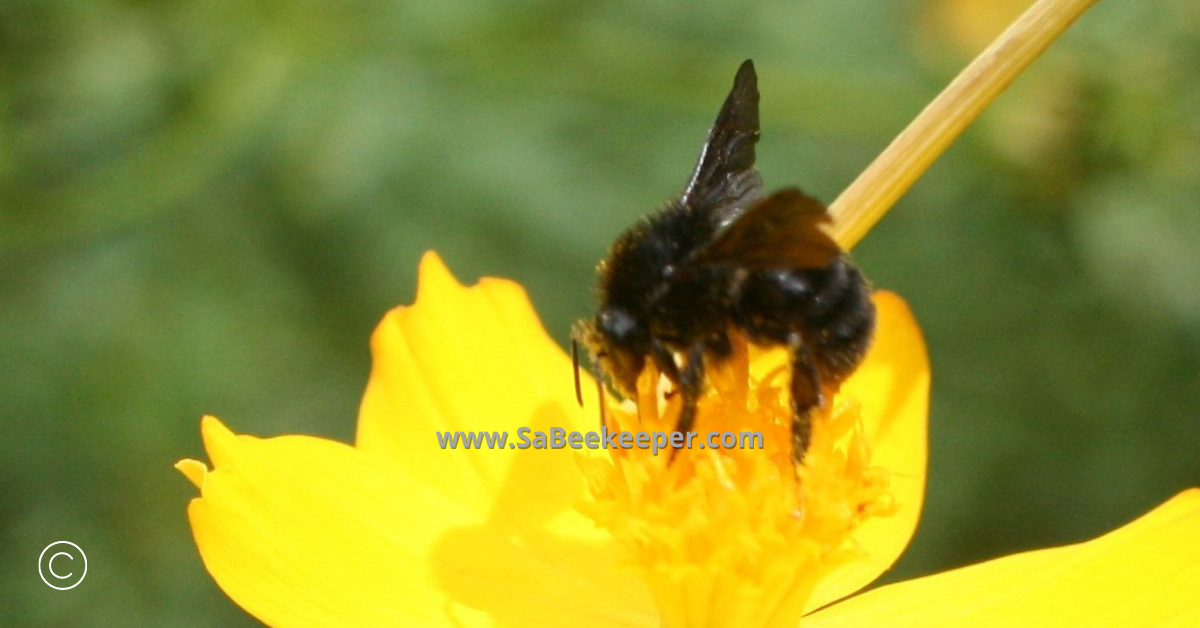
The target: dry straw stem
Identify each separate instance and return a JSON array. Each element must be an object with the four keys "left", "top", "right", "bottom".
[{"left": 828, "top": 0, "right": 1102, "bottom": 249}]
